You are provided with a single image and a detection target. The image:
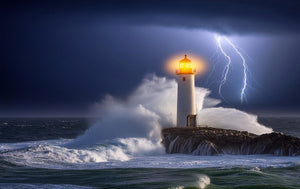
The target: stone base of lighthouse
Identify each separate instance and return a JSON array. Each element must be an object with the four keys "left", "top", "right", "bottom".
[{"left": 177, "top": 74, "right": 197, "bottom": 127}]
